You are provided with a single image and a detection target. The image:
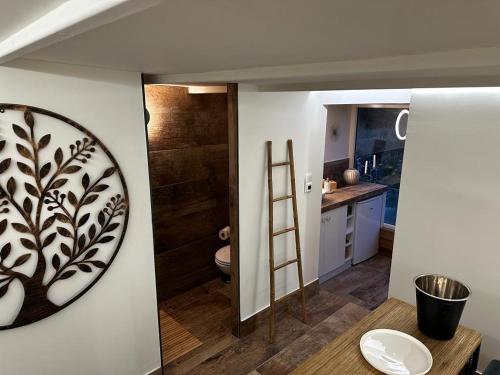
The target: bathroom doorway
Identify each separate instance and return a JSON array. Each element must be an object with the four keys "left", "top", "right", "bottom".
[{"left": 142, "top": 82, "right": 240, "bottom": 371}]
